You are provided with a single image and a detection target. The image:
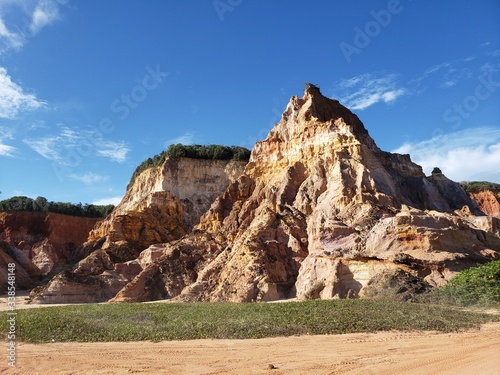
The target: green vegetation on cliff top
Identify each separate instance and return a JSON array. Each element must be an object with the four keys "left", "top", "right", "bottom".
[
  {"left": 127, "top": 144, "right": 251, "bottom": 189},
  {"left": 0, "top": 195, "right": 114, "bottom": 218},
  {"left": 460, "top": 181, "right": 500, "bottom": 193}
]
